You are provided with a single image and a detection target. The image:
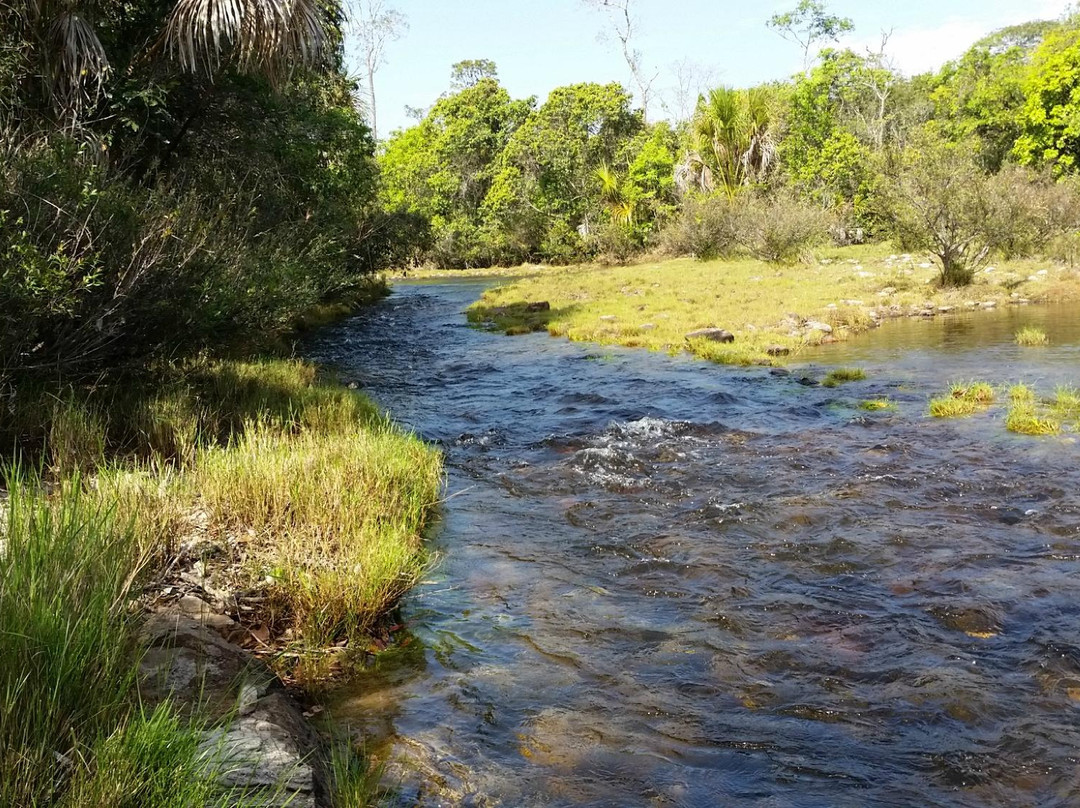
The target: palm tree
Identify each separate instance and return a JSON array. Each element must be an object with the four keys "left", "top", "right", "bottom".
[
  {"left": 595, "top": 163, "right": 635, "bottom": 225},
  {"left": 6, "top": 0, "right": 339, "bottom": 119},
  {"left": 684, "top": 86, "right": 778, "bottom": 197}
]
